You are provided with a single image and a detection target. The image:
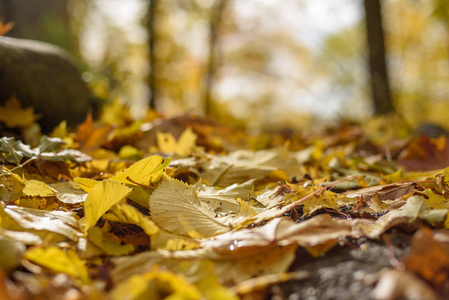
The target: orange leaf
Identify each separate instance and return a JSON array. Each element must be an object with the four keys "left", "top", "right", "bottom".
[
  {"left": 75, "top": 114, "right": 112, "bottom": 151},
  {"left": 0, "top": 21, "right": 14, "bottom": 36},
  {"left": 403, "top": 227, "right": 449, "bottom": 291}
]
